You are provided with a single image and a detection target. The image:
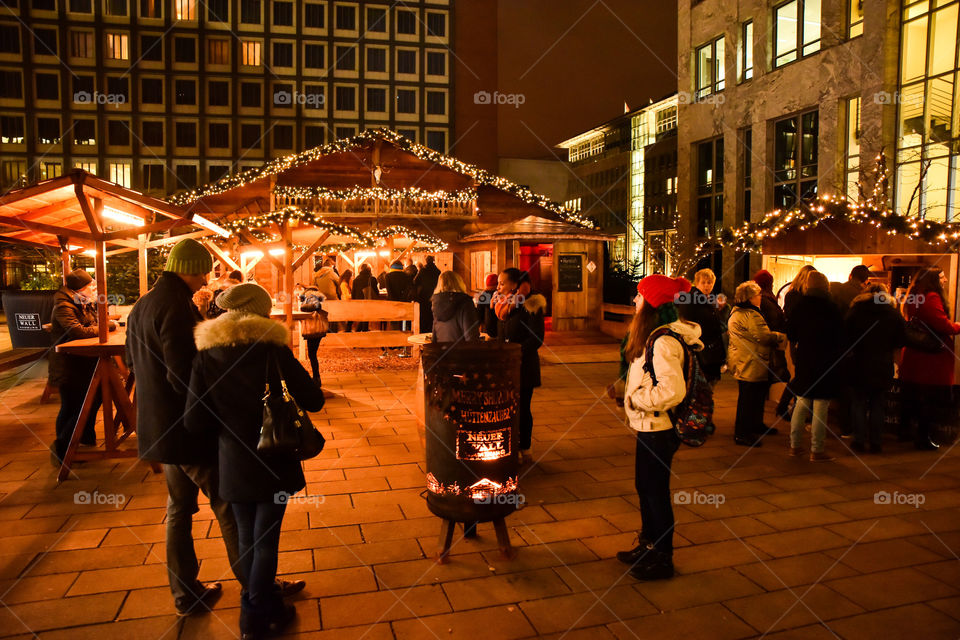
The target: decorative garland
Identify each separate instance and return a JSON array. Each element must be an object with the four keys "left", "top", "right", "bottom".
[
  {"left": 273, "top": 184, "right": 477, "bottom": 205},
  {"left": 219, "top": 206, "right": 448, "bottom": 254},
  {"left": 167, "top": 128, "right": 594, "bottom": 228}
]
